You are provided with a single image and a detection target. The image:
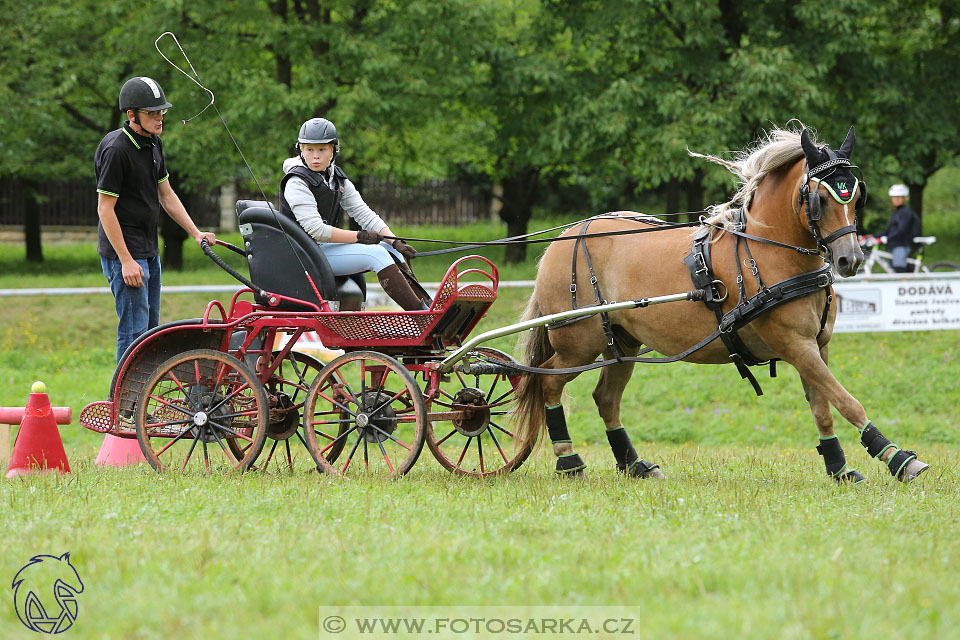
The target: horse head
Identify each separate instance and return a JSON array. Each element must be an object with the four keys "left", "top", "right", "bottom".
[{"left": 799, "top": 126, "right": 865, "bottom": 277}]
